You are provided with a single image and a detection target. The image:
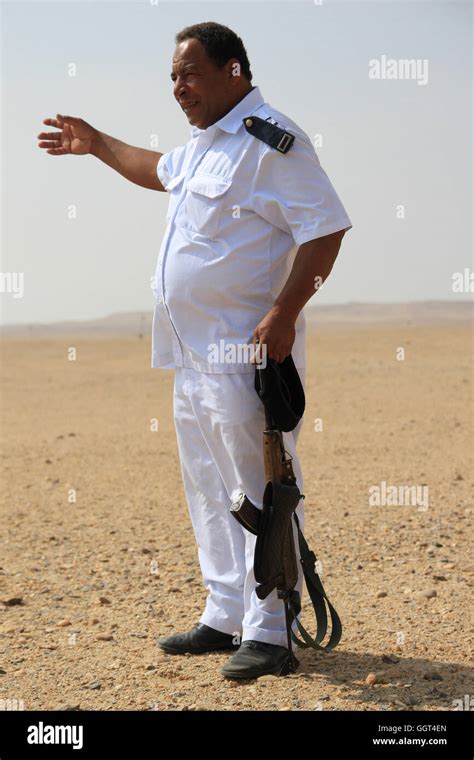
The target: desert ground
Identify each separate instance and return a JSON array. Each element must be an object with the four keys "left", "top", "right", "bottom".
[{"left": 0, "top": 306, "right": 472, "bottom": 711}]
